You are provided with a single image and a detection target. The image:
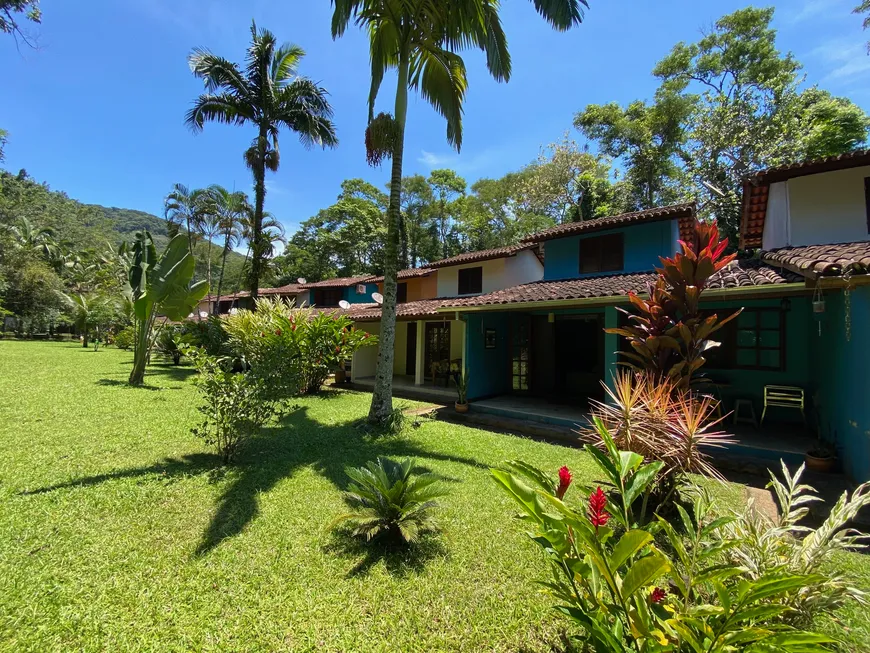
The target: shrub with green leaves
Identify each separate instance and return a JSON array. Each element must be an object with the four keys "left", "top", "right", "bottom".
[
  {"left": 184, "top": 347, "right": 282, "bottom": 464},
  {"left": 332, "top": 457, "right": 446, "bottom": 544},
  {"left": 113, "top": 326, "right": 135, "bottom": 350},
  {"left": 222, "top": 298, "right": 377, "bottom": 396},
  {"left": 723, "top": 461, "right": 870, "bottom": 625},
  {"left": 491, "top": 425, "right": 840, "bottom": 651}
]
